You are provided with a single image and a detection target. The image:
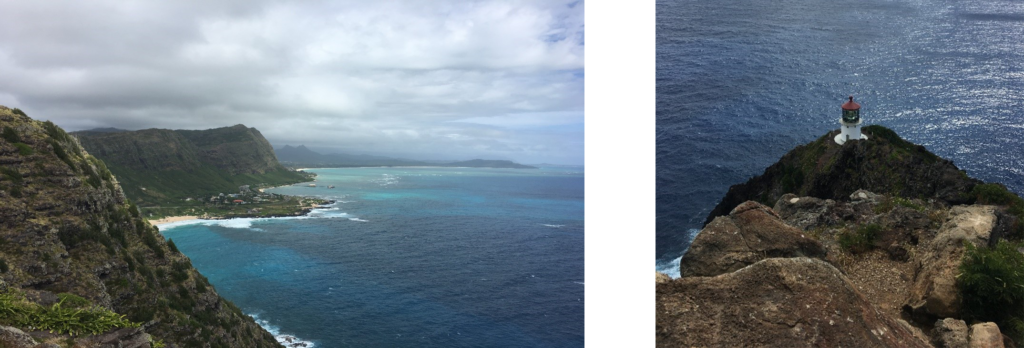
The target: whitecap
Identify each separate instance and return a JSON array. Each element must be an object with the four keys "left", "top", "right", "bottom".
[
  {"left": 541, "top": 224, "right": 564, "bottom": 228},
  {"left": 348, "top": 218, "right": 369, "bottom": 222},
  {"left": 250, "top": 314, "right": 315, "bottom": 348},
  {"left": 159, "top": 208, "right": 350, "bottom": 232},
  {"left": 656, "top": 255, "right": 683, "bottom": 279}
]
